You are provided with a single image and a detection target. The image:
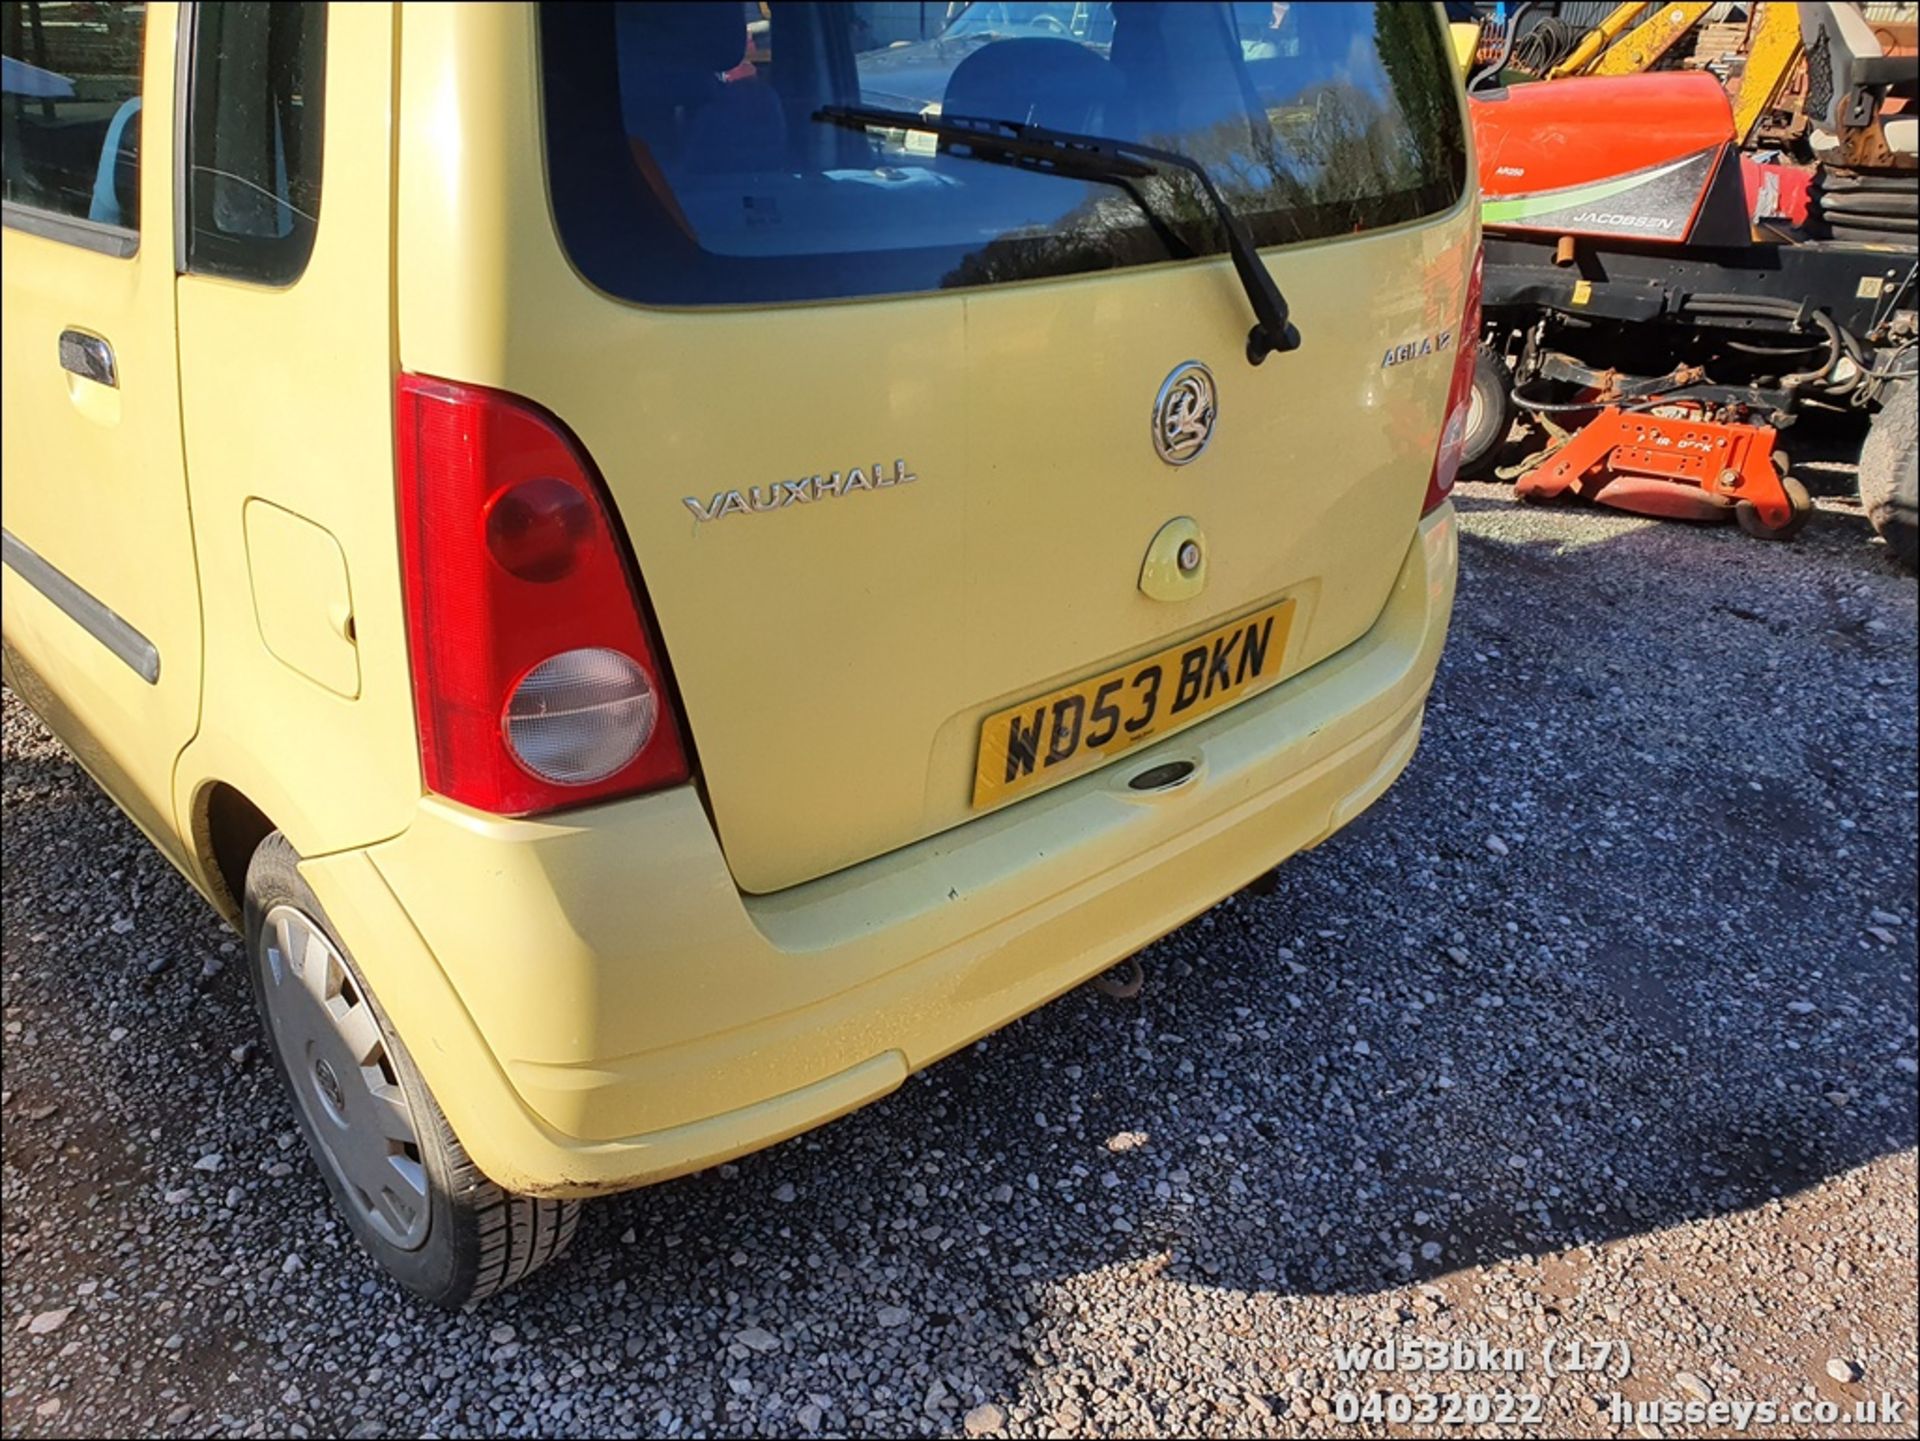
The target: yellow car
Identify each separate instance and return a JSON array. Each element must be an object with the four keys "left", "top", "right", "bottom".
[{"left": 1, "top": 0, "right": 1474, "bottom": 1305}]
